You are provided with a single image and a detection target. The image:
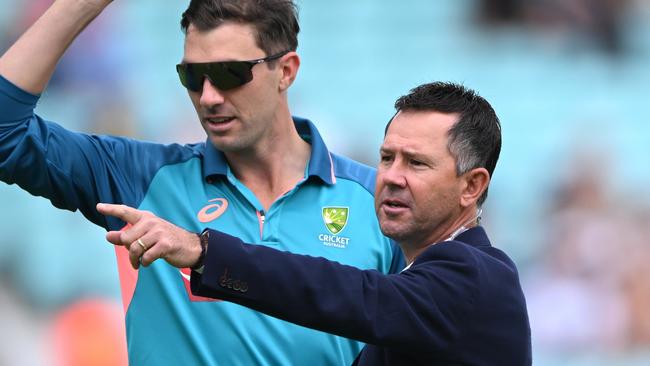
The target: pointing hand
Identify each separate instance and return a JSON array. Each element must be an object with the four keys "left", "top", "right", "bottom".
[{"left": 96, "top": 203, "right": 202, "bottom": 270}]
